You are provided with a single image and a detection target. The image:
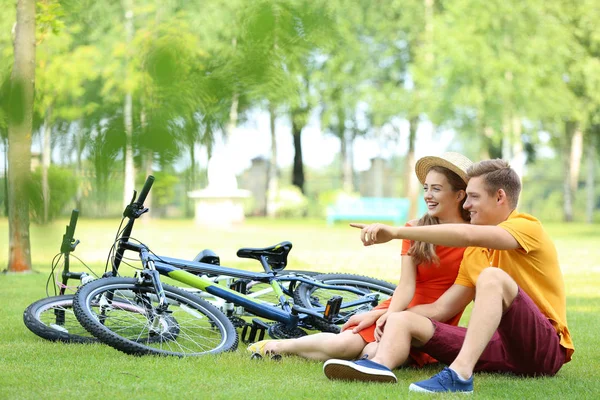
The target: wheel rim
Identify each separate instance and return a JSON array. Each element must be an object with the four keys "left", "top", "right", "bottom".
[
  {"left": 35, "top": 299, "right": 93, "bottom": 338},
  {"left": 83, "top": 283, "right": 231, "bottom": 355},
  {"left": 303, "top": 279, "right": 393, "bottom": 324}
]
